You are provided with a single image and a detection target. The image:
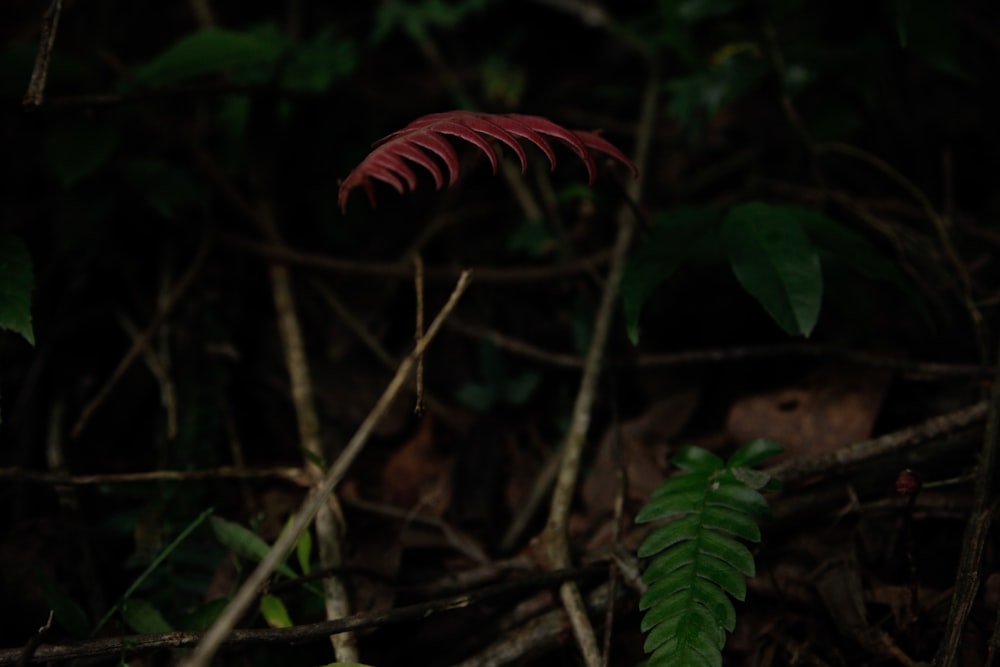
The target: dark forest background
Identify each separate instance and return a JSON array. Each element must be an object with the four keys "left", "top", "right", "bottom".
[{"left": 2, "top": 1, "right": 1000, "bottom": 665}]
